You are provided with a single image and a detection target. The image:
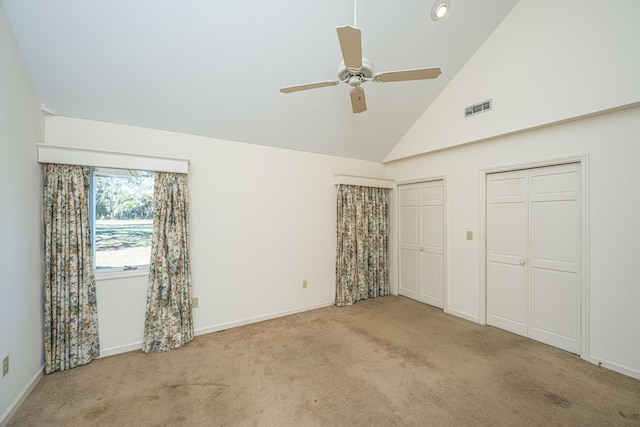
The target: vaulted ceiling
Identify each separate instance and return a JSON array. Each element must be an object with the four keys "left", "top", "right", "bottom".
[{"left": 2, "top": 0, "right": 520, "bottom": 162}]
